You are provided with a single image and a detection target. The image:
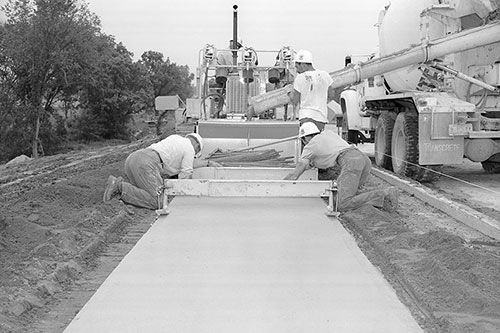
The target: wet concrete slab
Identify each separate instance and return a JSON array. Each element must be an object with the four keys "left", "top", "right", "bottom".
[{"left": 64, "top": 197, "right": 422, "bottom": 332}]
